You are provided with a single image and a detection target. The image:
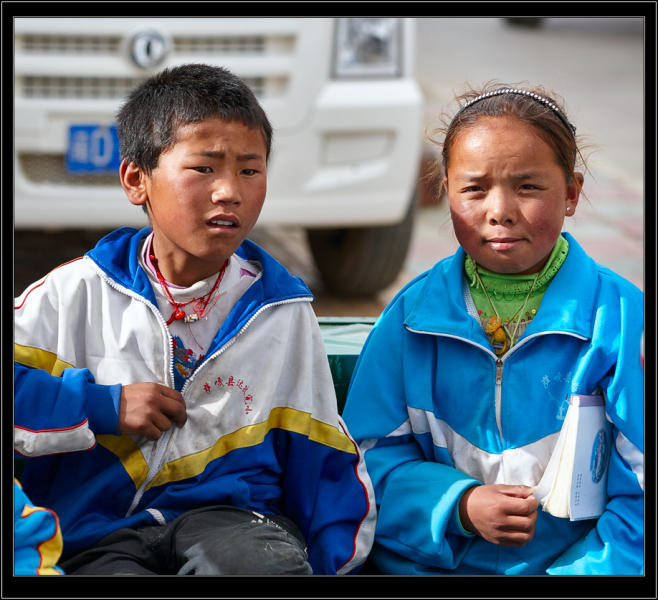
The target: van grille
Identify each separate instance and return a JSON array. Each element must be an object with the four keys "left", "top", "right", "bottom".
[
  {"left": 16, "top": 27, "right": 293, "bottom": 188},
  {"left": 174, "top": 36, "right": 266, "bottom": 54},
  {"left": 19, "top": 34, "right": 268, "bottom": 55},
  {"left": 22, "top": 34, "right": 122, "bottom": 54},
  {"left": 22, "top": 76, "right": 146, "bottom": 99},
  {"left": 19, "top": 75, "right": 266, "bottom": 99},
  {"left": 19, "top": 154, "right": 121, "bottom": 186}
]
